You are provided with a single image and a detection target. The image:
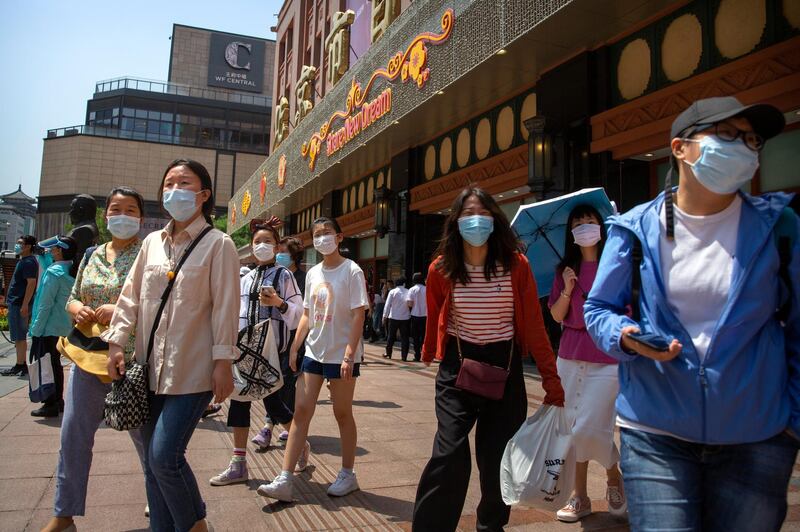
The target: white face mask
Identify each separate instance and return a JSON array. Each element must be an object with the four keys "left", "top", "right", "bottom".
[
  {"left": 572, "top": 223, "right": 601, "bottom": 247},
  {"left": 106, "top": 214, "right": 141, "bottom": 239},
  {"left": 313, "top": 234, "right": 338, "bottom": 256},
  {"left": 252, "top": 243, "right": 275, "bottom": 262}
]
